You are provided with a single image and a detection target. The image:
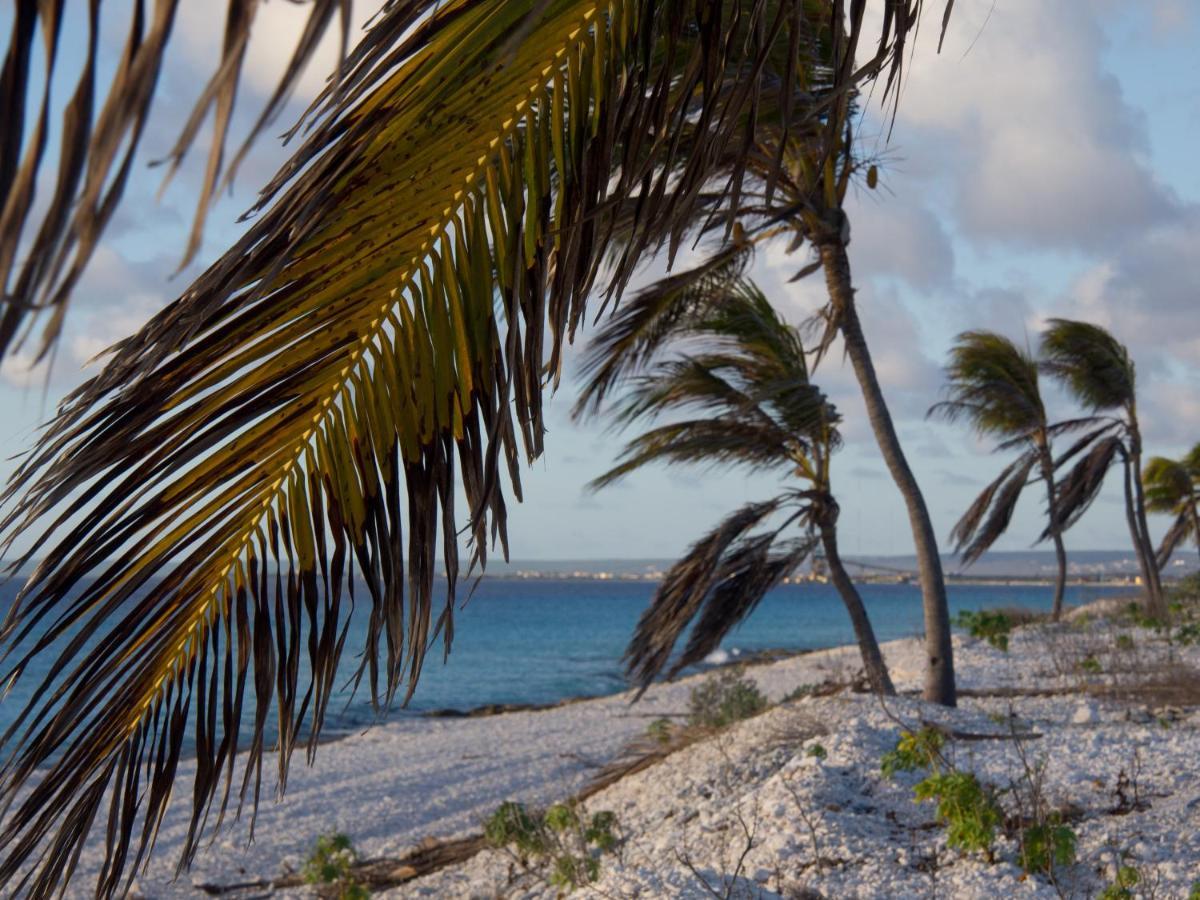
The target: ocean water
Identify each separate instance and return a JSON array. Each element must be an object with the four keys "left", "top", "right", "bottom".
[{"left": 0, "top": 577, "right": 1130, "bottom": 747}]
